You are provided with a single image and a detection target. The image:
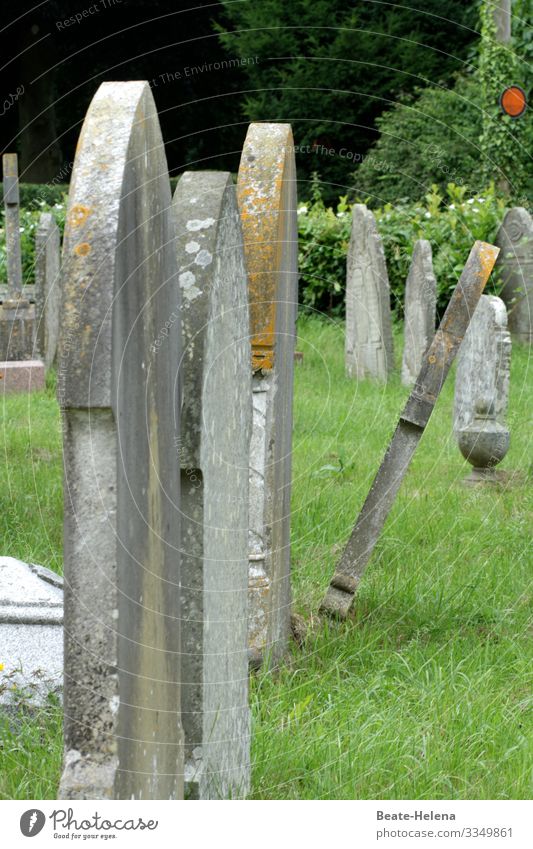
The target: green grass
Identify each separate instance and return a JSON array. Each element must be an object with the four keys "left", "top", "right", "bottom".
[{"left": 0, "top": 316, "right": 531, "bottom": 799}]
